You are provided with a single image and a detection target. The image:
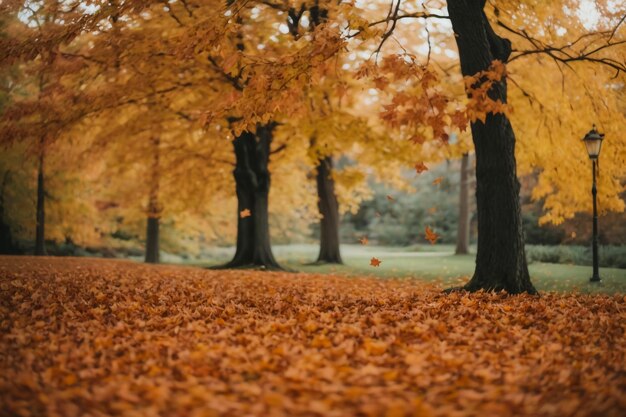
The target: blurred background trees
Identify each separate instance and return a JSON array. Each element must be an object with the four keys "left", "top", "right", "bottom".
[{"left": 0, "top": 0, "right": 623, "bottom": 274}]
